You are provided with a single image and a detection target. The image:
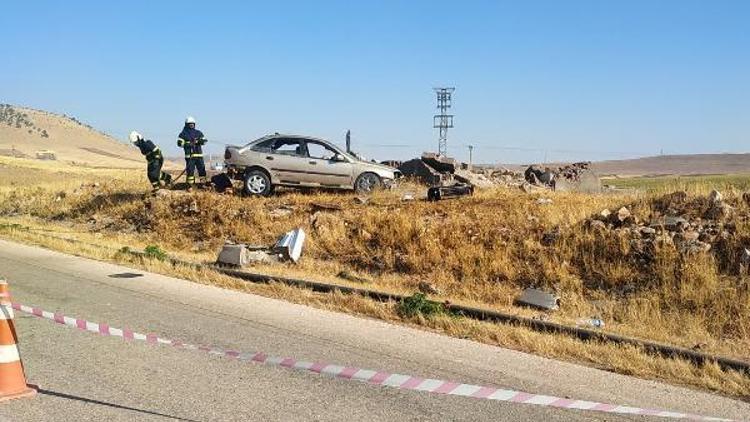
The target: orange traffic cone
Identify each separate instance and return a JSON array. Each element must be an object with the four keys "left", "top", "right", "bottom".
[{"left": 0, "top": 279, "right": 36, "bottom": 403}]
